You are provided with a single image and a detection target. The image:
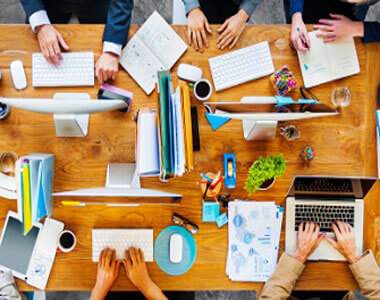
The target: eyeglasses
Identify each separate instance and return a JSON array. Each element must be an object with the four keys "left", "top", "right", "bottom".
[{"left": 172, "top": 213, "right": 199, "bottom": 234}]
